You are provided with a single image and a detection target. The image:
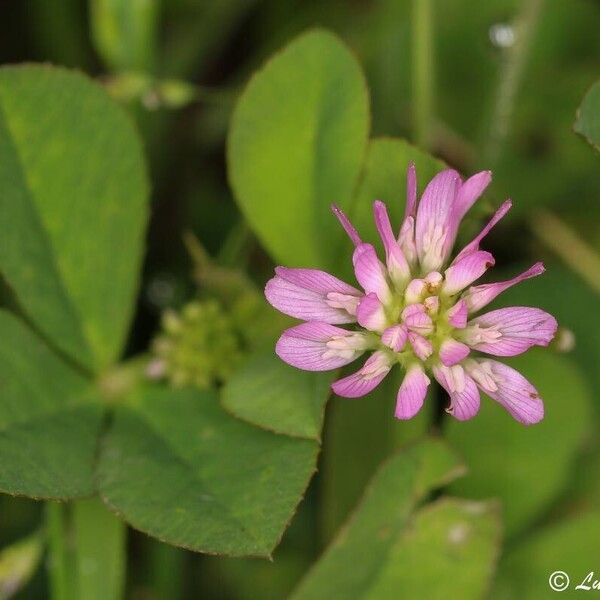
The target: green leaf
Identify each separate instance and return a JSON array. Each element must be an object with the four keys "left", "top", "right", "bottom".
[
  {"left": 574, "top": 80, "right": 600, "bottom": 151},
  {"left": 221, "top": 351, "right": 335, "bottom": 440},
  {"left": 72, "top": 498, "right": 126, "bottom": 600},
  {"left": 228, "top": 29, "right": 370, "bottom": 270},
  {"left": 320, "top": 370, "right": 434, "bottom": 541},
  {"left": 0, "top": 533, "right": 43, "bottom": 599},
  {"left": 90, "top": 0, "right": 160, "bottom": 72},
  {"left": 0, "top": 65, "right": 149, "bottom": 372},
  {"left": 97, "top": 386, "right": 319, "bottom": 557},
  {"left": 0, "top": 310, "right": 103, "bottom": 499},
  {"left": 292, "top": 438, "right": 466, "bottom": 599},
  {"left": 446, "top": 349, "right": 592, "bottom": 537},
  {"left": 493, "top": 511, "right": 600, "bottom": 599},
  {"left": 351, "top": 137, "right": 445, "bottom": 248},
  {"left": 364, "top": 498, "right": 501, "bottom": 600}
]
